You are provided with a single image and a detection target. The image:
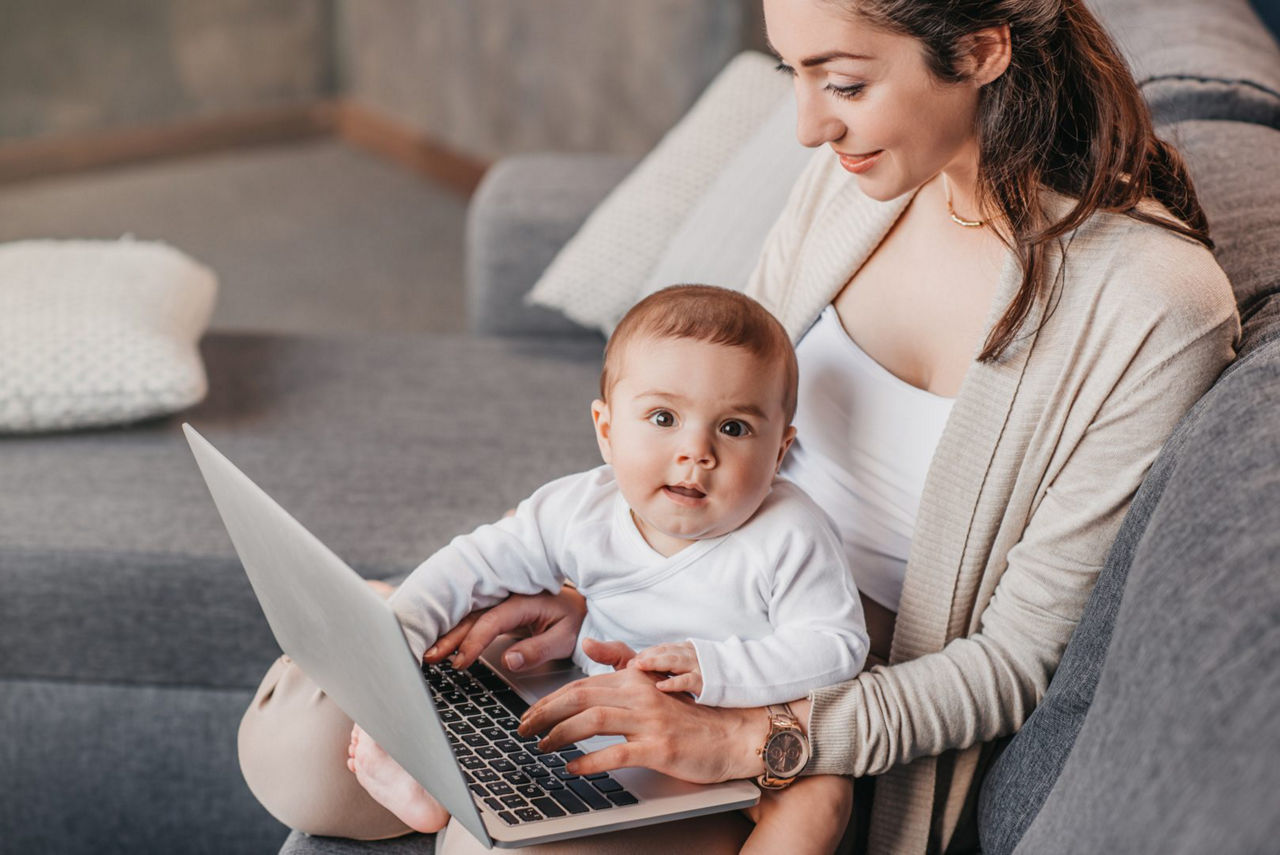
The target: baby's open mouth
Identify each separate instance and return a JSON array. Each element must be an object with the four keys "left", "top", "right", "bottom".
[{"left": 664, "top": 484, "right": 706, "bottom": 499}]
